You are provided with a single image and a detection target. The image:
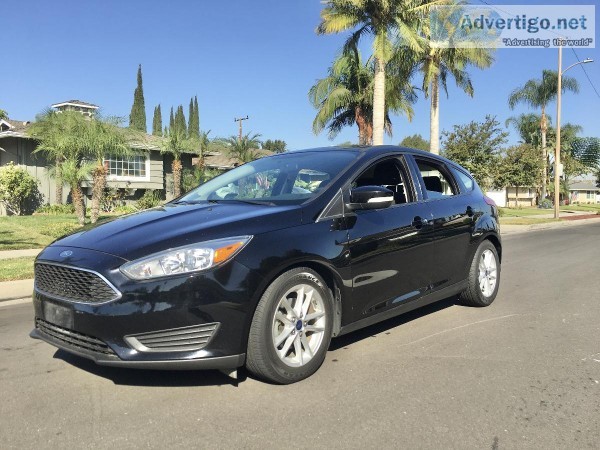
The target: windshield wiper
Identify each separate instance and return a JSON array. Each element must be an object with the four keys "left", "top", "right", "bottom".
[
  {"left": 172, "top": 200, "right": 203, "bottom": 205},
  {"left": 208, "top": 199, "right": 275, "bottom": 206}
]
